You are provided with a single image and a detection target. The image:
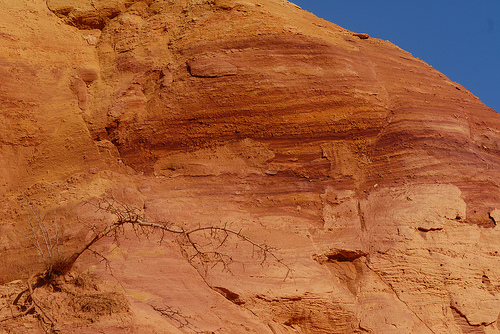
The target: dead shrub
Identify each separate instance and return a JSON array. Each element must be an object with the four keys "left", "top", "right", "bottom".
[{"left": 71, "top": 292, "right": 129, "bottom": 322}]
